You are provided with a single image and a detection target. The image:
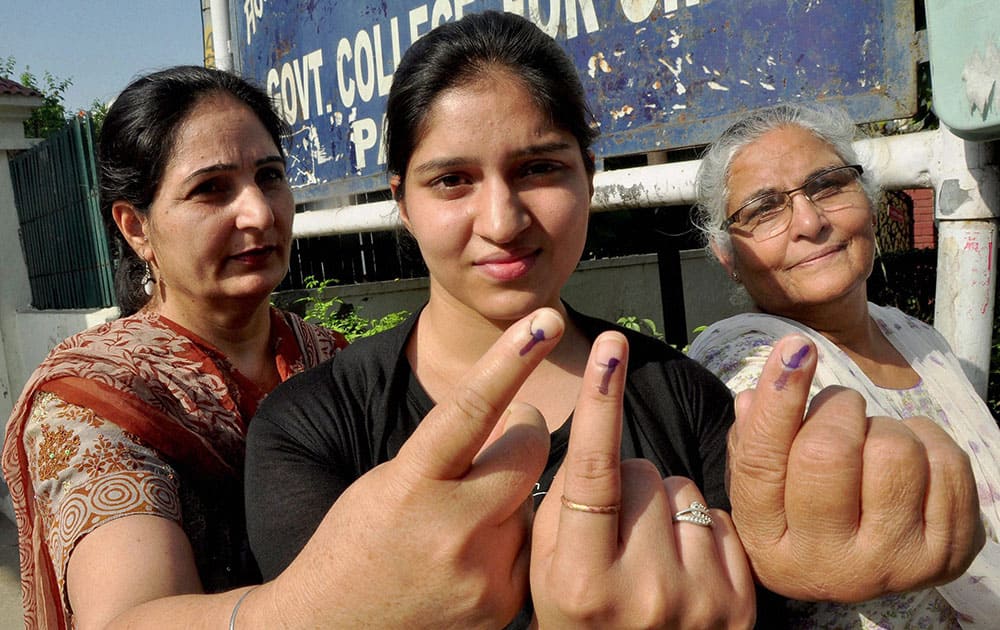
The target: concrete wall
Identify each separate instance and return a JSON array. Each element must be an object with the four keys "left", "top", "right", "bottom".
[
  {"left": 0, "top": 94, "right": 42, "bottom": 422},
  {"left": 274, "top": 251, "right": 748, "bottom": 346},
  {"left": 275, "top": 254, "right": 669, "bottom": 334},
  {"left": 679, "top": 249, "right": 748, "bottom": 343}
]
